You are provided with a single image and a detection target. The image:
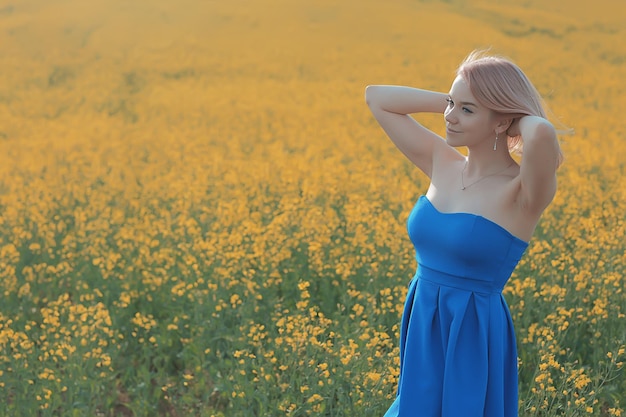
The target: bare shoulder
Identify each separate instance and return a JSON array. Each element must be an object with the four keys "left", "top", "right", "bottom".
[
  {"left": 427, "top": 150, "right": 468, "bottom": 197},
  {"left": 432, "top": 142, "right": 465, "bottom": 172}
]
